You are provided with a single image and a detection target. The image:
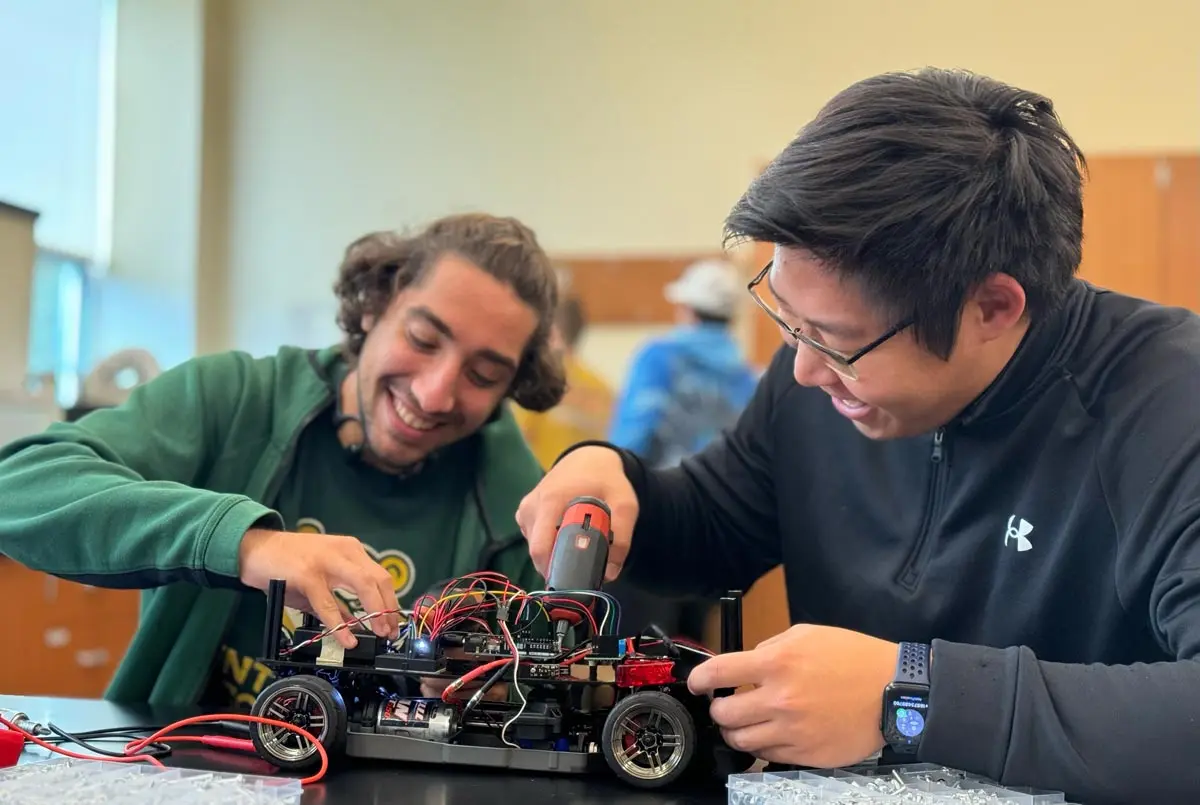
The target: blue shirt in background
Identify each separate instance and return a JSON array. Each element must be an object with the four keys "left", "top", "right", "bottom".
[{"left": 608, "top": 323, "right": 760, "bottom": 468}]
